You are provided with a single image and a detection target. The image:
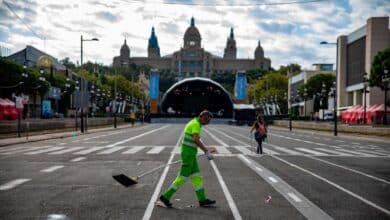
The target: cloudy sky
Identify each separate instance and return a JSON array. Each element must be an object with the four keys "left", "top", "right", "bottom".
[{"left": 0, "top": 0, "right": 389, "bottom": 70}]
